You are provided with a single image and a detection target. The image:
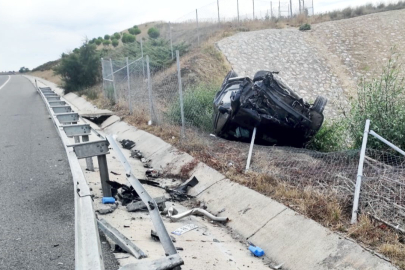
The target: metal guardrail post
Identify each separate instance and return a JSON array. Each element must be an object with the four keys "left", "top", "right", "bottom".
[
  {"left": 82, "top": 135, "right": 94, "bottom": 171},
  {"left": 176, "top": 51, "right": 185, "bottom": 138},
  {"left": 74, "top": 136, "right": 80, "bottom": 143},
  {"left": 351, "top": 119, "right": 370, "bottom": 224},
  {"left": 98, "top": 155, "right": 112, "bottom": 197}
]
